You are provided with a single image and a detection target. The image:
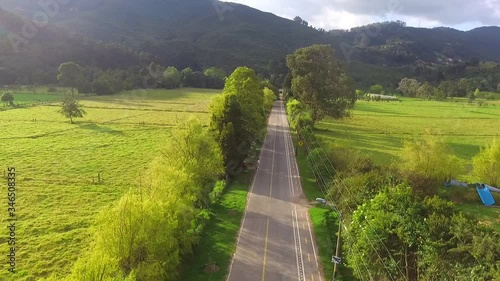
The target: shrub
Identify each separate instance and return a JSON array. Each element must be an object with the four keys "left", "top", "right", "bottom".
[
  {"left": 472, "top": 139, "right": 500, "bottom": 186},
  {"left": 399, "top": 137, "right": 462, "bottom": 196},
  {"left": 47, "top": 87, "right": 58, "bottom": 92}
]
